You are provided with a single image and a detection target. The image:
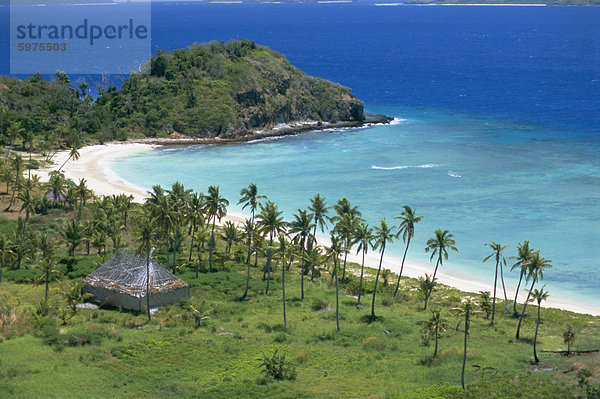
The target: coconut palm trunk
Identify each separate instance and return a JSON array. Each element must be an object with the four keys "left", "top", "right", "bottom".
[
  {"left": 492, "top": 260, "right": 499, "bottom": 324},
  {"left": 357, "top": 248, "right": 366, "bottom": 308},
  {"left": 393, "top": 235, "right": 411, "bottom": 298},
  {"left": 434, "top": 328, "right": 439, "bottom": 358},
  {"left": 188, "top": 223, "right": 196, "bottom": 261},
  {"left": 208, "top": 217, "right": 216, "bottom": 272},
  {"left": 146, "top": 248, "right": 151, "bottom": 322},
  {"left": 335, "top": 257, "right": 340, "bottom": 332},
  {"left": 371, "top": 243, "right": 386, "bottom": 319},
  {"left": 265, "top": 233, "right": 273, "bottom": 295},
  {"left": 341, "top": 248, "right": 348, "bottom": 283},
  {"left": 516, "top": 280, "right": 535, "bottom": 339},
  {"left": 242, "top": 234, "right": 252, "bottom": 299},
  {"left": 300, "top": 237, "right": 306, "bottom": 300},
  {"left": 499, "top": 262, "right": 509, "bottom": 313},
  {"left": 461, "top": 311, "right": 469, "bottom": 390},
  {"left": 282, "top": 254, "right": 287, "bottom": 328},
  {"left": 513, "top": 271, "right": 524, "bottom": 315},
  {"left": 533, "top": 301, "right": 541, "bottom": 363}
]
